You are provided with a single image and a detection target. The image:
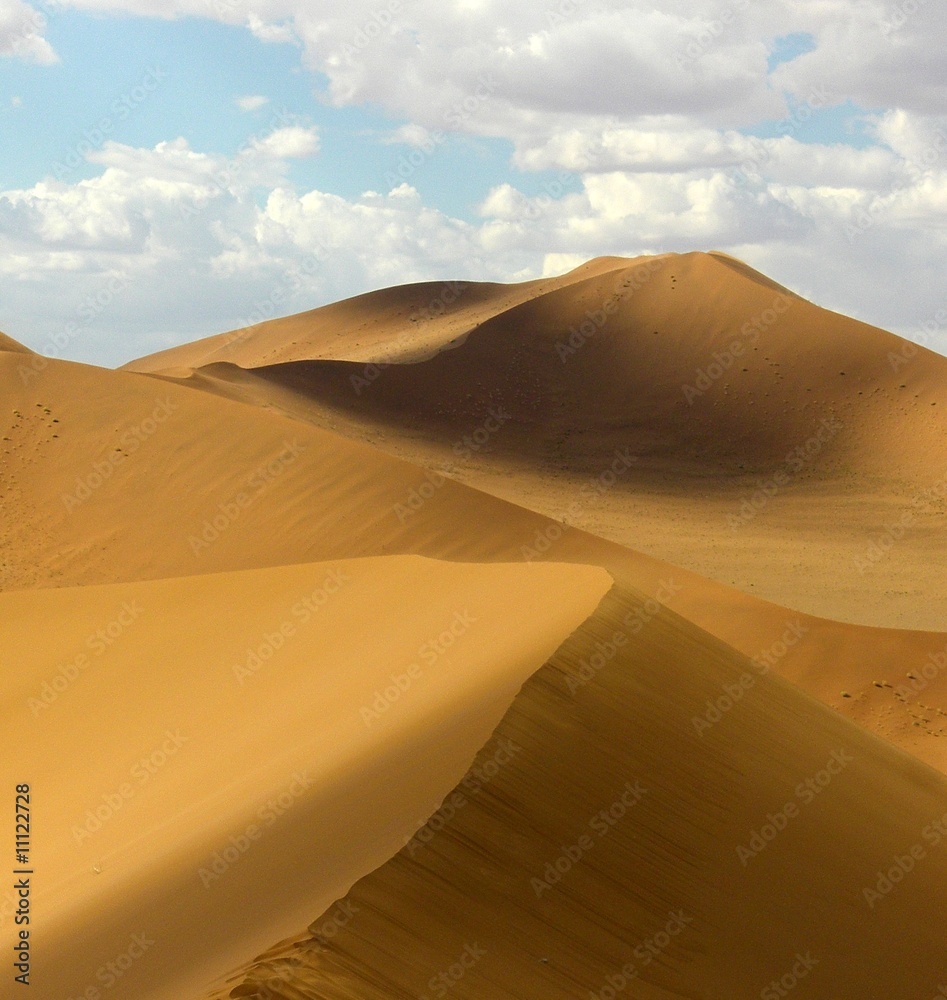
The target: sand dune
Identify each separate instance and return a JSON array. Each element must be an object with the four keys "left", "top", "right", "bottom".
[
  {"left": 217, "top": 584, "right": 947, "bottom": 1000},
  {"left": 0, "top": 331, "right": 31, "bottom": 354},
  {"left": 125, "top": 252, "right": 947, "bottom": 629},
  {"left": 0, "top": 555, "right": 610, "bottom": 1000},
  {"left": 126, "top": 258, "right": 674, "bottom": 374},
  {"left": 4, "top": 350, "right": 947, "bottom": 771},
  {"left": 3, "top": 250, "right": 945, "bottom": 1000},
  {"left": 130, "top": 251, "right": 946, "bottom": 483}
]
